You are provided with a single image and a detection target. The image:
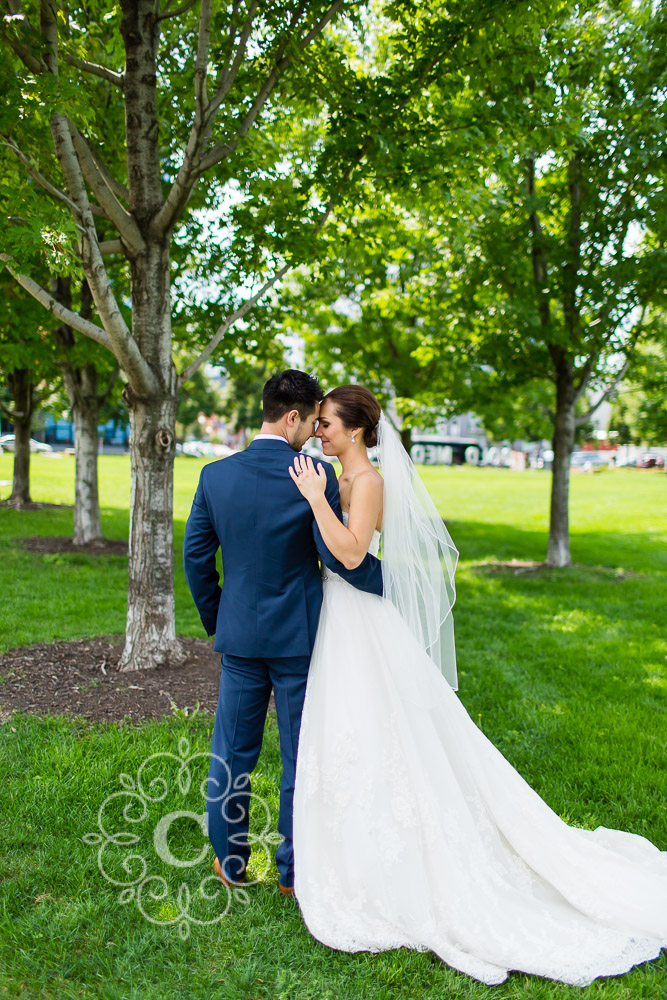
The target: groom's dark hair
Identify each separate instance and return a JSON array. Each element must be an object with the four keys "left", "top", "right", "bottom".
[{"left": 262, "top": 369, "right": 324, "bottom": 422}]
